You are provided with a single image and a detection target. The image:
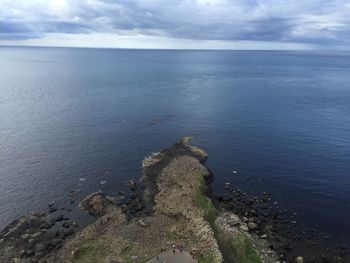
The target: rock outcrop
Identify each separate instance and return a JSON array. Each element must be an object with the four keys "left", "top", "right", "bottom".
[
  {"left": 0, "top": 137, "right": 273, "bottom": 263},
  {"left": 79, "top": 192, "right": 117, "bottom": 217}
]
